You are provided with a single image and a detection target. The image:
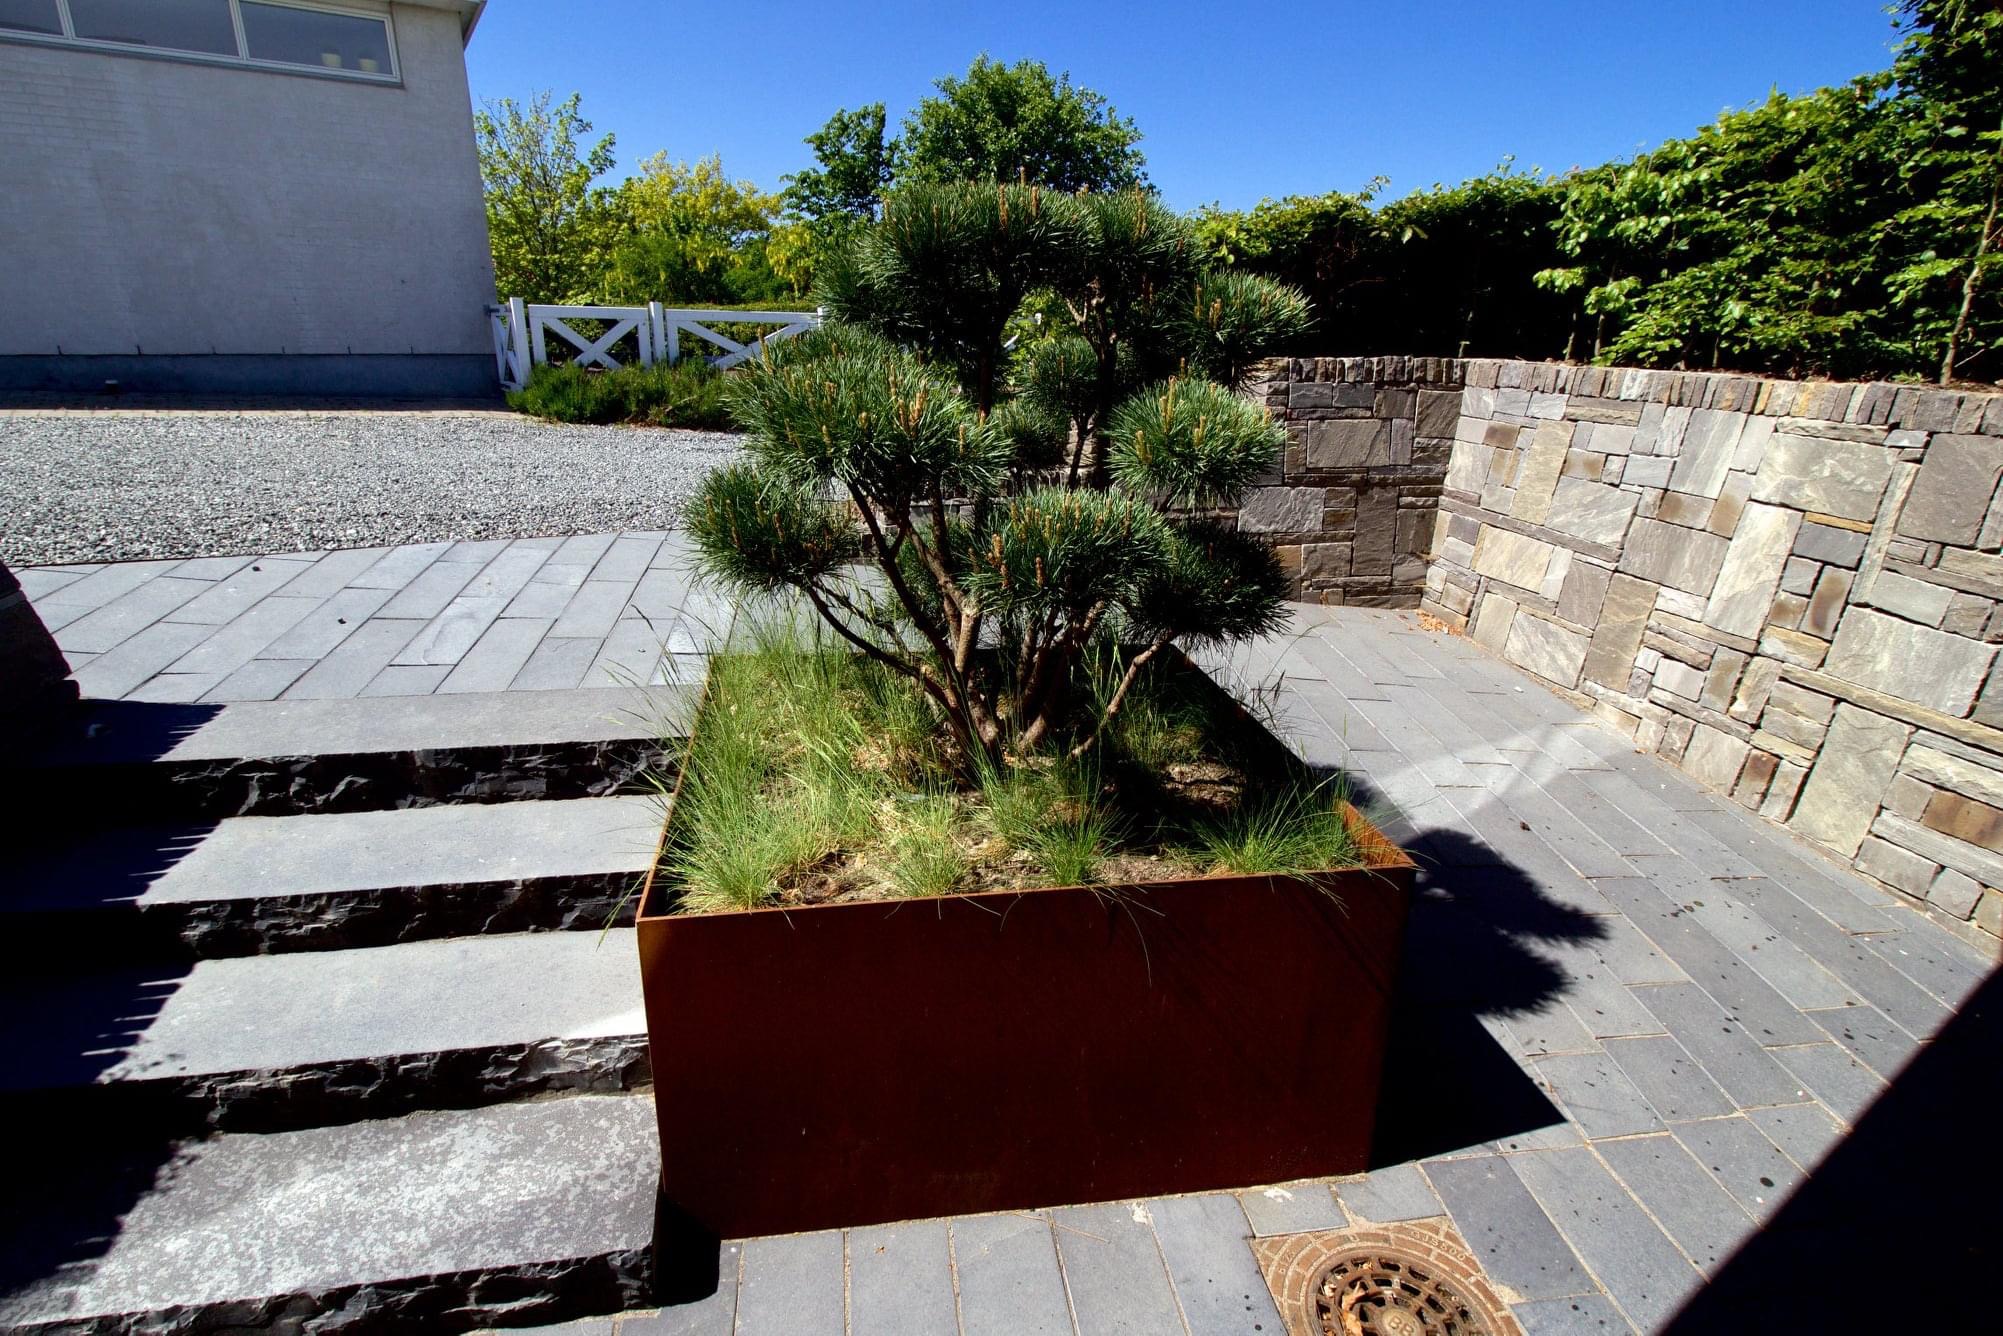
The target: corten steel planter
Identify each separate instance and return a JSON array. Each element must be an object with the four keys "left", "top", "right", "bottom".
[{"left": 634, "top": 688, "right": 1415, "bottom": 1241}]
